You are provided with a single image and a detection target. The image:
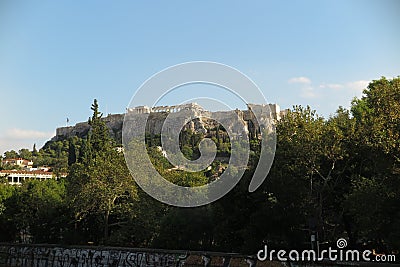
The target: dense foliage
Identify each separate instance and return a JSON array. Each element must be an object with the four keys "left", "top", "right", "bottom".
[{"left": 0, "top": 77, "right": 399, "bottom": 254}]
